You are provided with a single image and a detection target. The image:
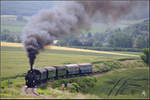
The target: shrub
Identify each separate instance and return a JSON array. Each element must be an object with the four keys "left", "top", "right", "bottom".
[
  {"left": 51, "top": 77, "right": 97, "bottom": 93},
  {"left": 70, "top": 83, "right": 80, "bottom": 93},
  {"left": 140, "top": 48, "right": 149, "bottom": 66},
  {"left": 39, "top": 84, "right": 48, "bottom": 90}
]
